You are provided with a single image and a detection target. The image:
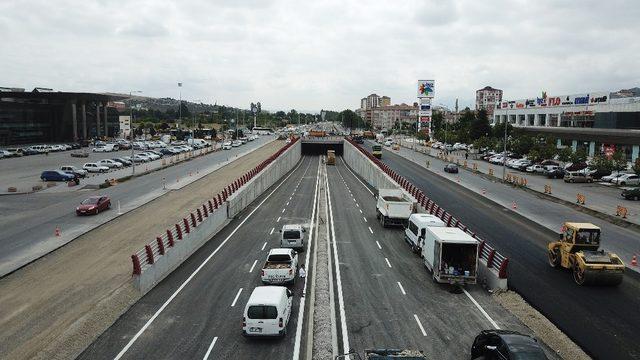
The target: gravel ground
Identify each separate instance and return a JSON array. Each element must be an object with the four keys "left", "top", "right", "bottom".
[
  {"left": 0, "top": 140, "right": 284, "bottom": 360},
  {"left": 494, "top": 290, "right": 591, "bottom": 360}
]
